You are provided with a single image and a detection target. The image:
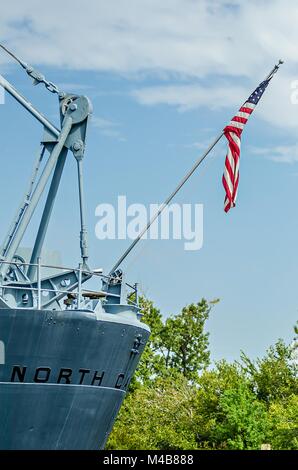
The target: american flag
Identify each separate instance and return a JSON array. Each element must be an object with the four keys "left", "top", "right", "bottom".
[{"left": 222, "top": 79, "right": 270, "bottom": 213}]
